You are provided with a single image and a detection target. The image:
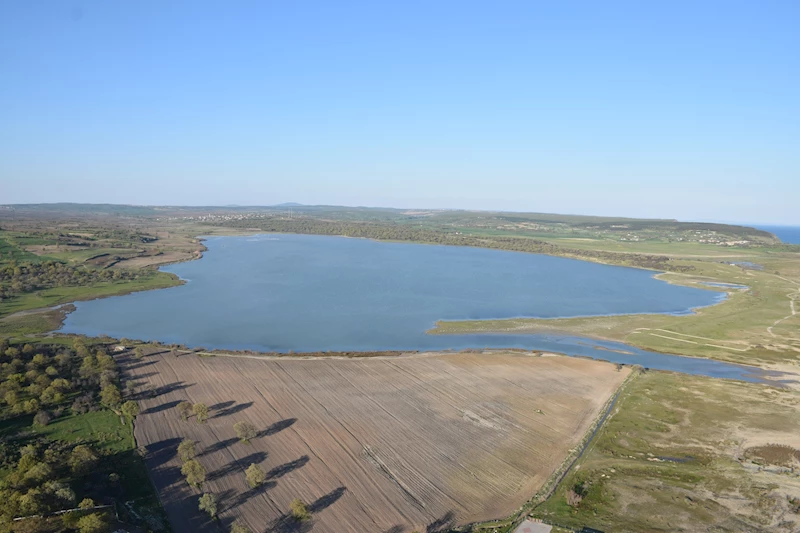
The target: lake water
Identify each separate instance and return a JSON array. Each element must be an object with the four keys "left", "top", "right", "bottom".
[{"left": 62, "top": 234, "right": 778, "bottom": 383}]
